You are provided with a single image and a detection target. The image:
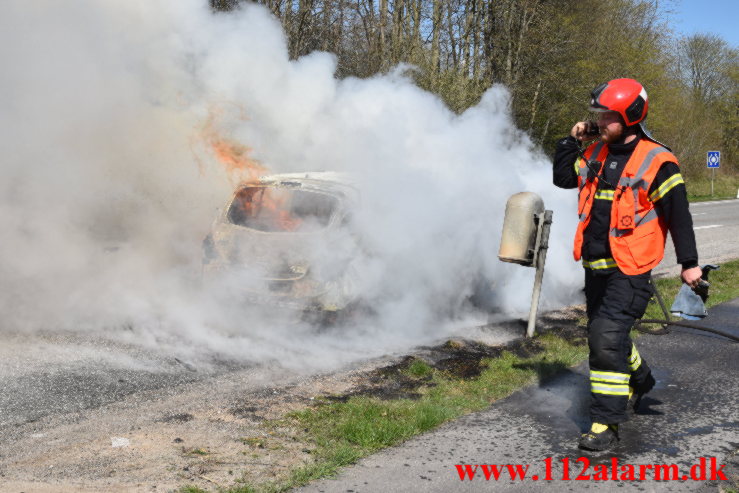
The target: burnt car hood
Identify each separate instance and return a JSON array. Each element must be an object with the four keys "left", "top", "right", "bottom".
[{"left": 209, "top": 223, "right": 327, "bottom": 279}]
